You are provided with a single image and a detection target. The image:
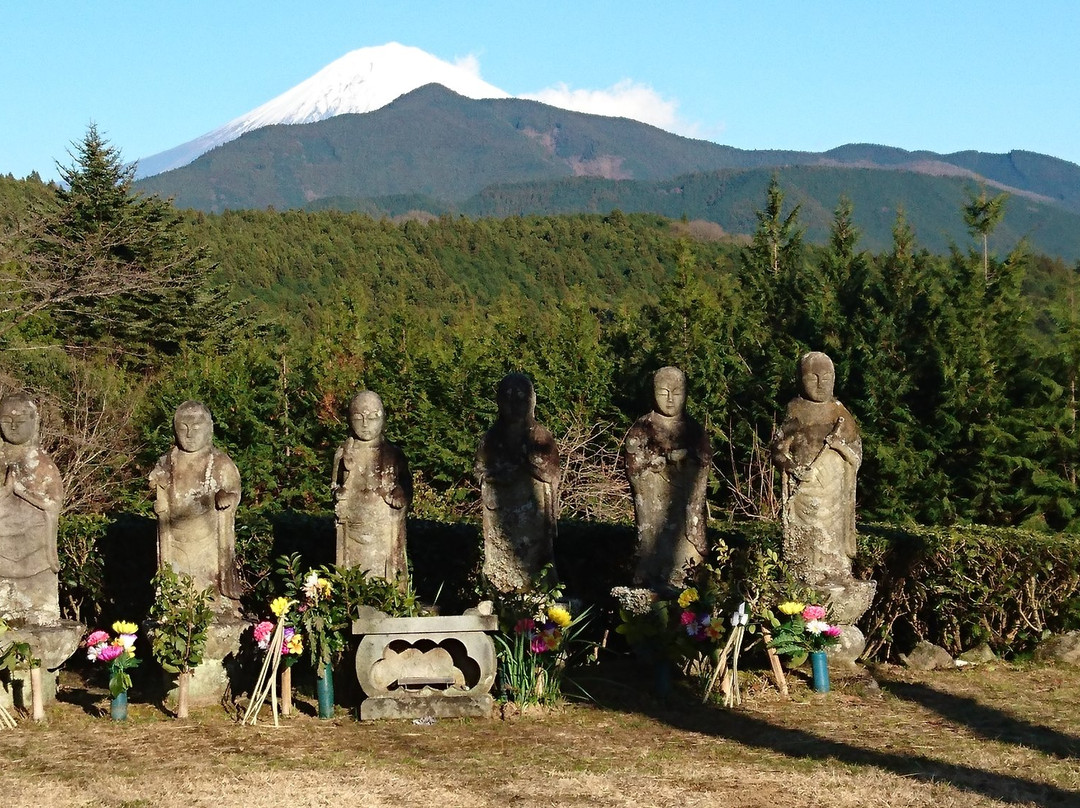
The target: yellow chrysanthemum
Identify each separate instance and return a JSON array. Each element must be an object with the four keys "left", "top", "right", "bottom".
[
  {"left": 547, "top": 605, "right": 572, "bottom": 628},
  {"left": 270, "top": 597, "right": 290, "bottom": 617},
  {"left": 112, "top": 620, "right": 138, "bottom": 635},
  {"left": 778, "top": 601, "right": 806, "bottom": 616},
  {"left": 677, "top": 588, "right": 699, "bottom": 608}
]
